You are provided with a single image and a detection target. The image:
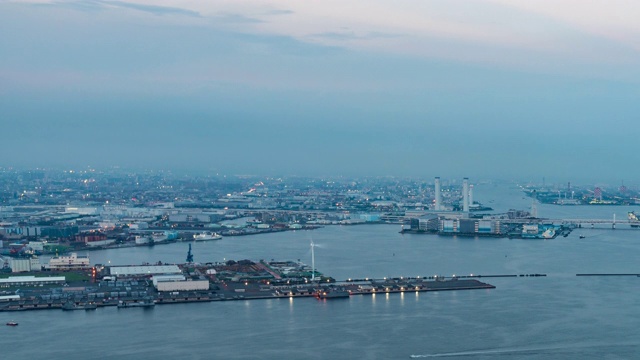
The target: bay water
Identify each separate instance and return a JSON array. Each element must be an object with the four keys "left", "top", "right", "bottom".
[{"left": 3, "top": 183, "right": 640, "bottom": 359}]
